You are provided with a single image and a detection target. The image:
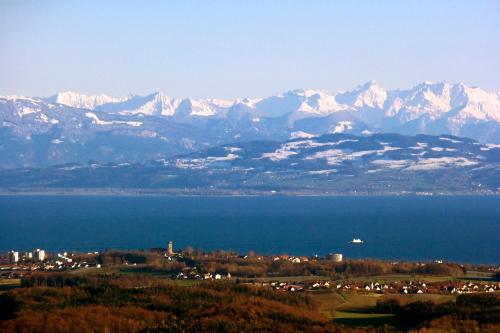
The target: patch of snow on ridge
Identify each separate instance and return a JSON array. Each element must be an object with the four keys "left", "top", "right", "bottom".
[
  {"left": 225, "top": 147, "right": 242, "bottom": 153},
  {"left": 287, "top": 140, "right": 332, "bottom": 148},
  {"left": 430, "top": 147, "right": 457, "bottom": 152},
  {"left": 306, "top": 145, "right": 401, "bottom": 165},
  {"left": 369, "top": 156, "right": 479, "bottom": 171},
  {"left": 206, "top": 154, "right": 239, "bottom": 162},
  {"left": 351, "top": 146, "right": 400, "bottom": 157},
  {"left": 175, "top": 159, "right": 205, "bottom": 169},
  {"left": 308, "top": 169, "right": 337, "bottom": 175},
  {"left": 330, "top": 121, "right": 353, "bottom": 133},
  {"left": 371, "top": 159, "right": 411, "bottom": 169},
  {"left": 366, "top": 169, "right": 383, "bottom": 173},
  {"left": 20, "top": 107, "right": 39, "bottom": 116},
  {"left": 306, "top": 149, "right": 345, "bottom": 165},
  {"left": 480, "top": 143, "right": 500, "bottom": 151},
  {"left": 111, "top": 163, "right": 132, "bottom": 168},
  {"left": 85, "top": 112, "right": 142, "bottom": 127},
  {"left": 440, "top": 137, "right": 462, "bottom": 144},
  {"left": 333, "top": 139, "right": 359, "bottom": 145},
  {"left": 260, "top": 140, "right": 325, "bottom": 161},
  {"left": 261, "top": 149, "right": 298, "bottom": 161},
  {"left": 262, "top": 139, "right": 335, "bottom": 161},
  {"left": 290, "top": 131, "right": 315, "bottom": 139},
  {"left": 37, "top": 113, "right": 59, "bottom": 124},
  {"left": 182, "top": 153, "right": 239, "bottom": 167},
  {"left": 58, "top": 165, "right": 83, "bottom": 171},
  {"left": 404, "top": 157, "right": 478, "bottom": 171}
]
